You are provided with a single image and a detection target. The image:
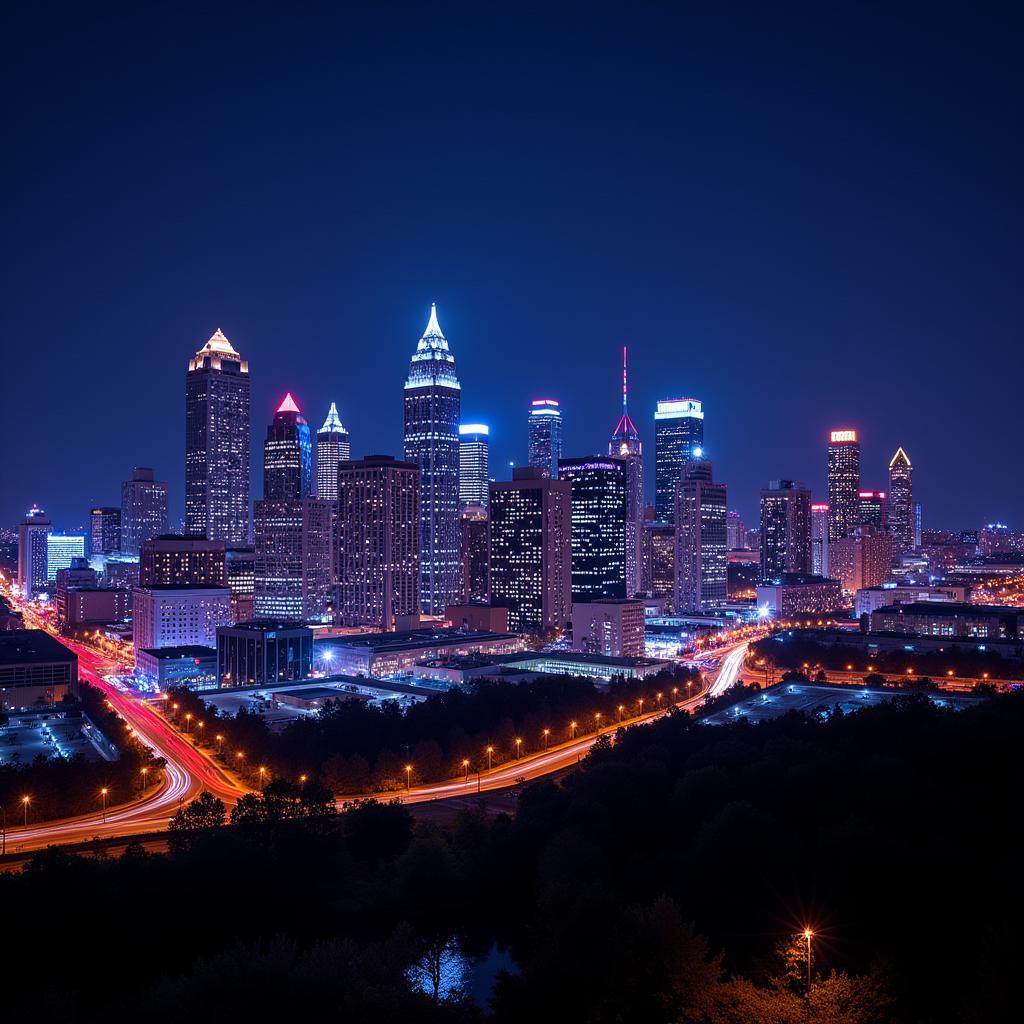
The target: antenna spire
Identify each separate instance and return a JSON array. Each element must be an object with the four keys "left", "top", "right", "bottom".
[{"left": 623, "top": 345, "right": 628, "bottom": 416}]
